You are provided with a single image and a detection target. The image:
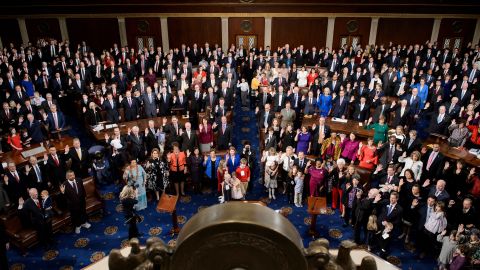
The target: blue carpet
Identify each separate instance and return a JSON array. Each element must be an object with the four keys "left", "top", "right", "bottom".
[{"left": 6, "top": 99, "right": 436, "bottom": 270}]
